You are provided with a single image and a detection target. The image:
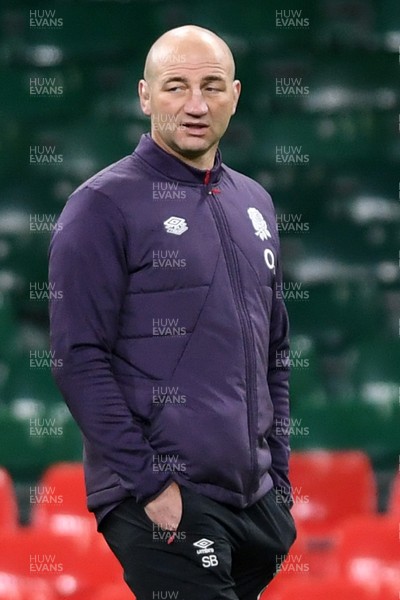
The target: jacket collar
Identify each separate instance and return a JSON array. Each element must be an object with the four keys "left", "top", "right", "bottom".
[{"left": 134, "top": 133, "right": 222, "bottom": 185}]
